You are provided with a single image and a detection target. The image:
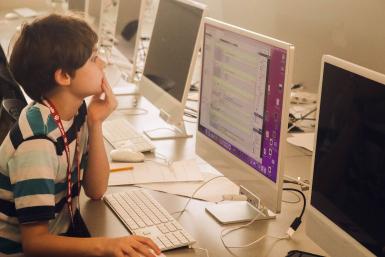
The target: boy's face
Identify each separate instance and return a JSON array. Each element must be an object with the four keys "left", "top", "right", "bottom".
[{"left": 69, "top": 49, "right": 105, "bottom": 97}]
